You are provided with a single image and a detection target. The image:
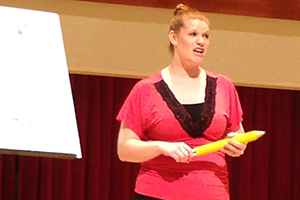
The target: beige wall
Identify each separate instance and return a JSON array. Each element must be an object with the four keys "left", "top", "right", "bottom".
[{"left": 1, "top": 0, "right": 300, "bottom": 90}]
